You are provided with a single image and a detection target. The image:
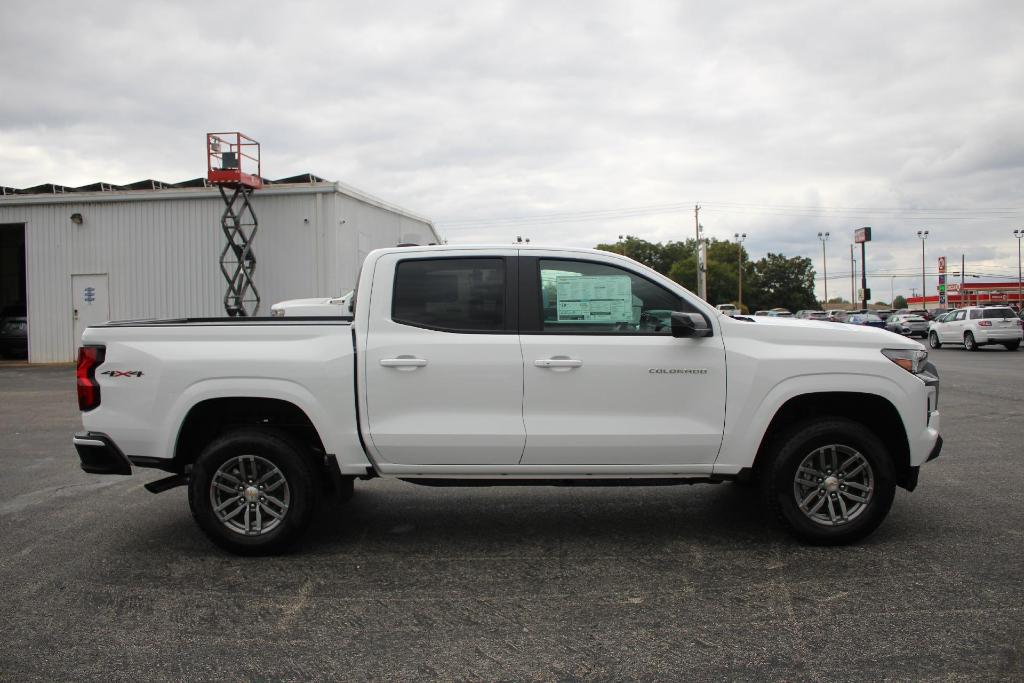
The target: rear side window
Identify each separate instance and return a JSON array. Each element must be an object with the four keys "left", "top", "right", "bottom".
[
  {"left": 983, "top": 308, "right": 1015, "bottom": 318},
  {"left": 392, "top": 258, "right": 505, "bottom": 332}
]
